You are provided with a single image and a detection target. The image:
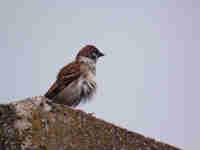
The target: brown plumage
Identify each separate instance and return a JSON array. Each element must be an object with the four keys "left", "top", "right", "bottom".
[{"left": 45, "top": 45, "right": 104, "bottom": 107}]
